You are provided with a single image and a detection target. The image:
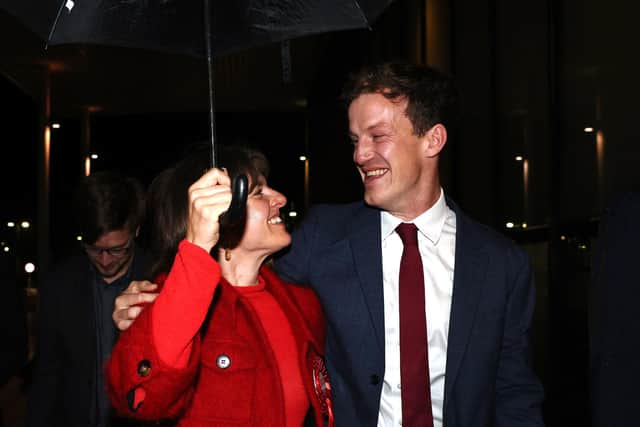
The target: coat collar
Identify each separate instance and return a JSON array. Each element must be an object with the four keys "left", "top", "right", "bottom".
[
  {"left": 443, "top": 199, "right": 490, "bottom": 402},
  {"left": 261, "top": 265, "right": 325, "bottom": 354},
  {"left": 346, "top": 204, "right": 386, "bottom": 352},
  {"left": 219, "top": 265, "right": 325, "bottom": 355}
]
